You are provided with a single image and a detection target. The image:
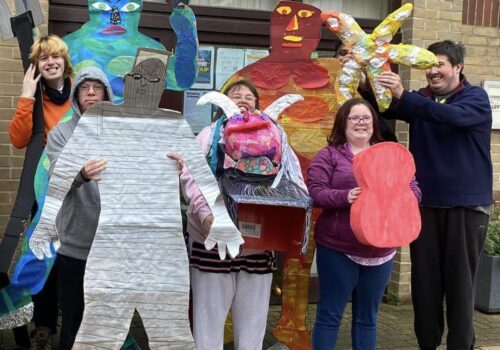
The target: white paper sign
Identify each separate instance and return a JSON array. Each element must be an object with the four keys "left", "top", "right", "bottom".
[
  {"left": 244, "top": 48, "right": 269, "bottom": 66},
  {"left": 483, "top": 81, "right": 500, "bottom": 129},
  {"left": 215, "top": 48, "right": 245, "bottom": 90},
  {"left": 183, "top": 90, "right": 212, "bottom": 133}
]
